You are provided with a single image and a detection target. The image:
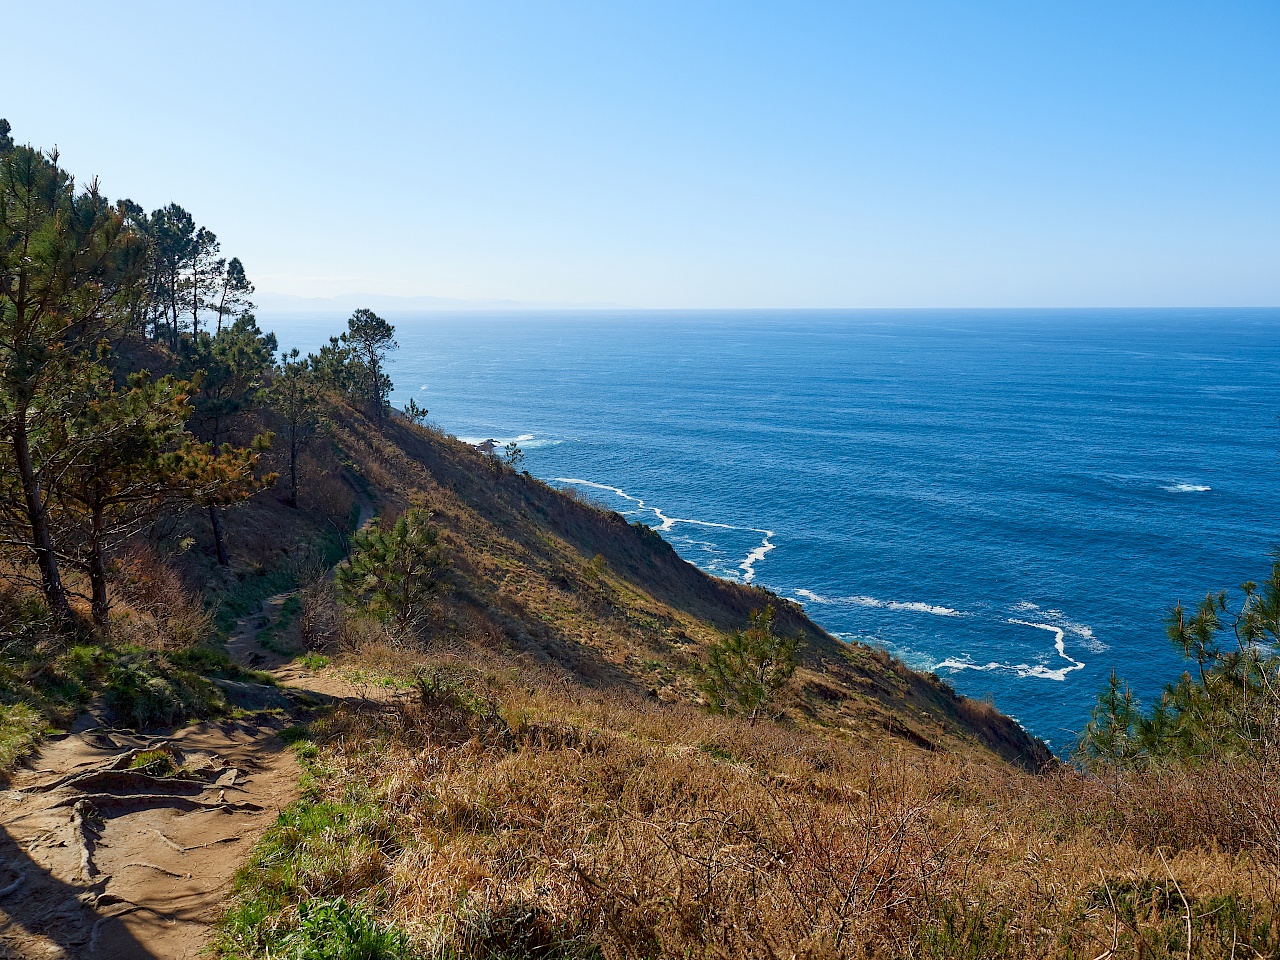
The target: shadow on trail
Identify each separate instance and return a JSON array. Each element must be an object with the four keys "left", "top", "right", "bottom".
[{"left": 0, "top": 819, "right": 162, "bottom": 960}]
